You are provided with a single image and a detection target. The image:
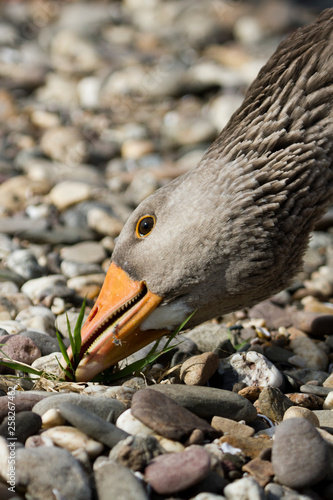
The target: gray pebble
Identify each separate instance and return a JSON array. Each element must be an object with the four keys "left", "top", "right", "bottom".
[
  {"left": 0, "top": 411, "right": 41, "bottom": 443},
  {"left": 20, "top": 330, "right": 61, "bottom": 356},
  {"left": 150, "top": 384, "right": 257, "bottom": 423},
  {"left": 94, "top": 457, "right": 148, "bottom": 500},
  {"left": 16, "top": 447, "right": 91, "bottom": 500},
  {"left": 33, "top": 394, "right": 125, "bottom": 422},
  {"left": 109, "top": 434, "right": 164, "bottom": 471},
  {"left": 58, "top": 402, "right": 129, "bottom": 449},
  {"left": 272, "top": 418, "right": 329, "bottom": 488}
]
